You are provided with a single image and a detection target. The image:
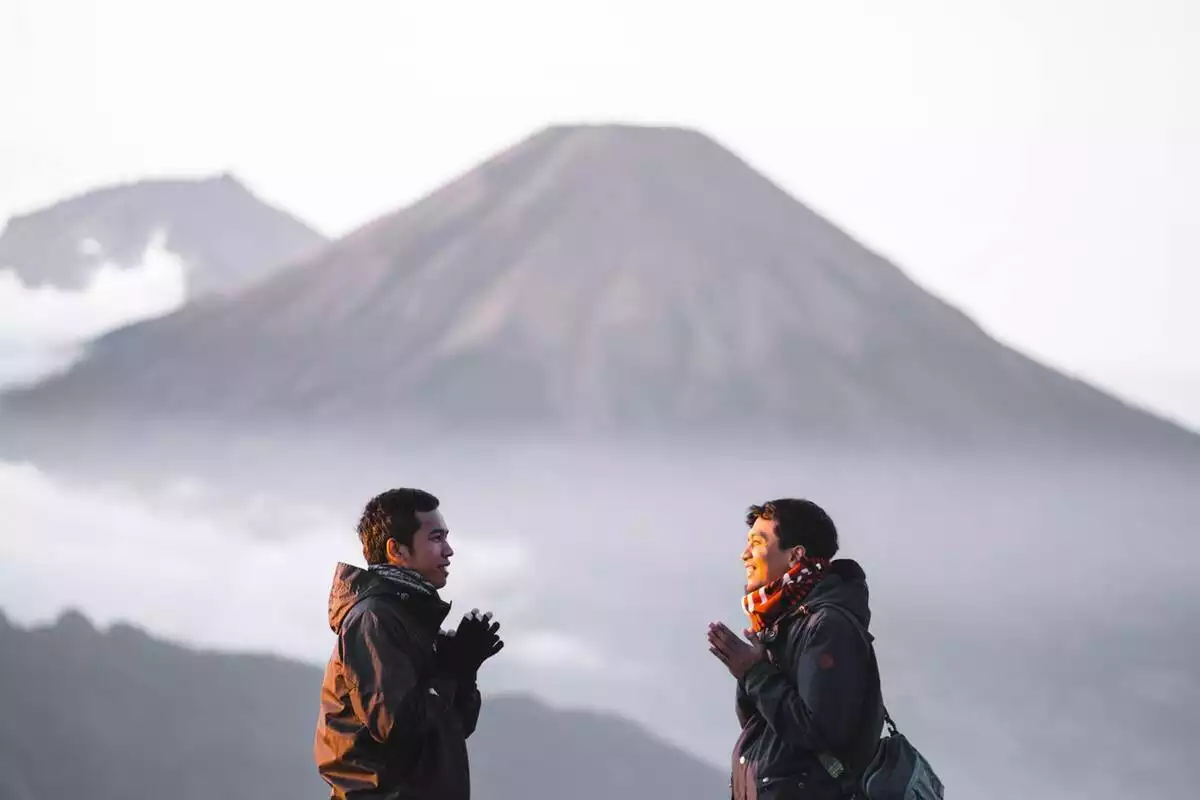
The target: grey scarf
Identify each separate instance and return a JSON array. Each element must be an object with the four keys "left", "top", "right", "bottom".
[{"left": 368, "top": 563, "right": 437, "bottom": 596}]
